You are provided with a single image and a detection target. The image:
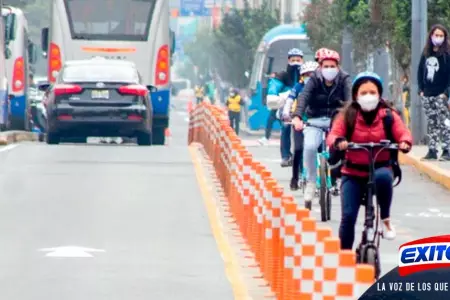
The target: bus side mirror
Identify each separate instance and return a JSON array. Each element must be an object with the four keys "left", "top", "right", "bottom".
[
  {"left": 41, "top": 27, "right": 49, "bottom": 56},
  {"left": 4, "top": 47, "right": 11, "bottom": 59},
  {"left": 169, "top": 30, "right": 175, "bottom": 55},
  {"left": 147, "top": 85, "right": 158, "bottom": 93},
  {"left": 38, "top": 83, "right": 50, "bottom": 92},
  {"left": 28, "top": 43, "right": 38, "bottom": 64}
]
